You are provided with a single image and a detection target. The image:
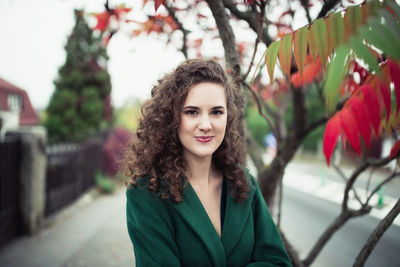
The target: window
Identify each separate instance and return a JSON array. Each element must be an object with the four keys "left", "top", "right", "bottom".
[{"left": 7, "top": 94, "right": 22, "bottom": 111}]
